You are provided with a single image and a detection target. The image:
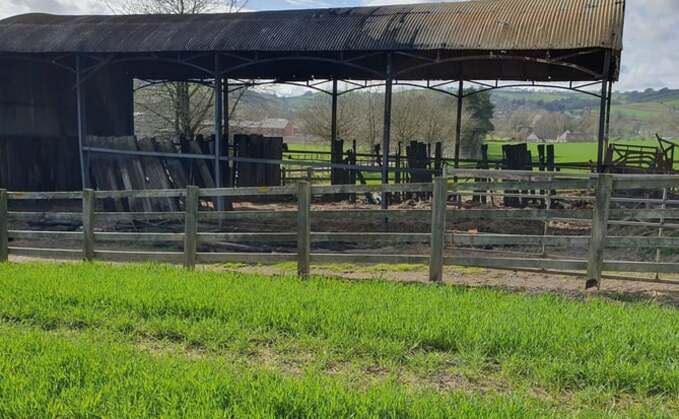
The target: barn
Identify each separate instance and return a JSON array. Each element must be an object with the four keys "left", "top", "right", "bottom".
[{"left": 0, "top": 0, "right": 625, "bottom": 193}]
